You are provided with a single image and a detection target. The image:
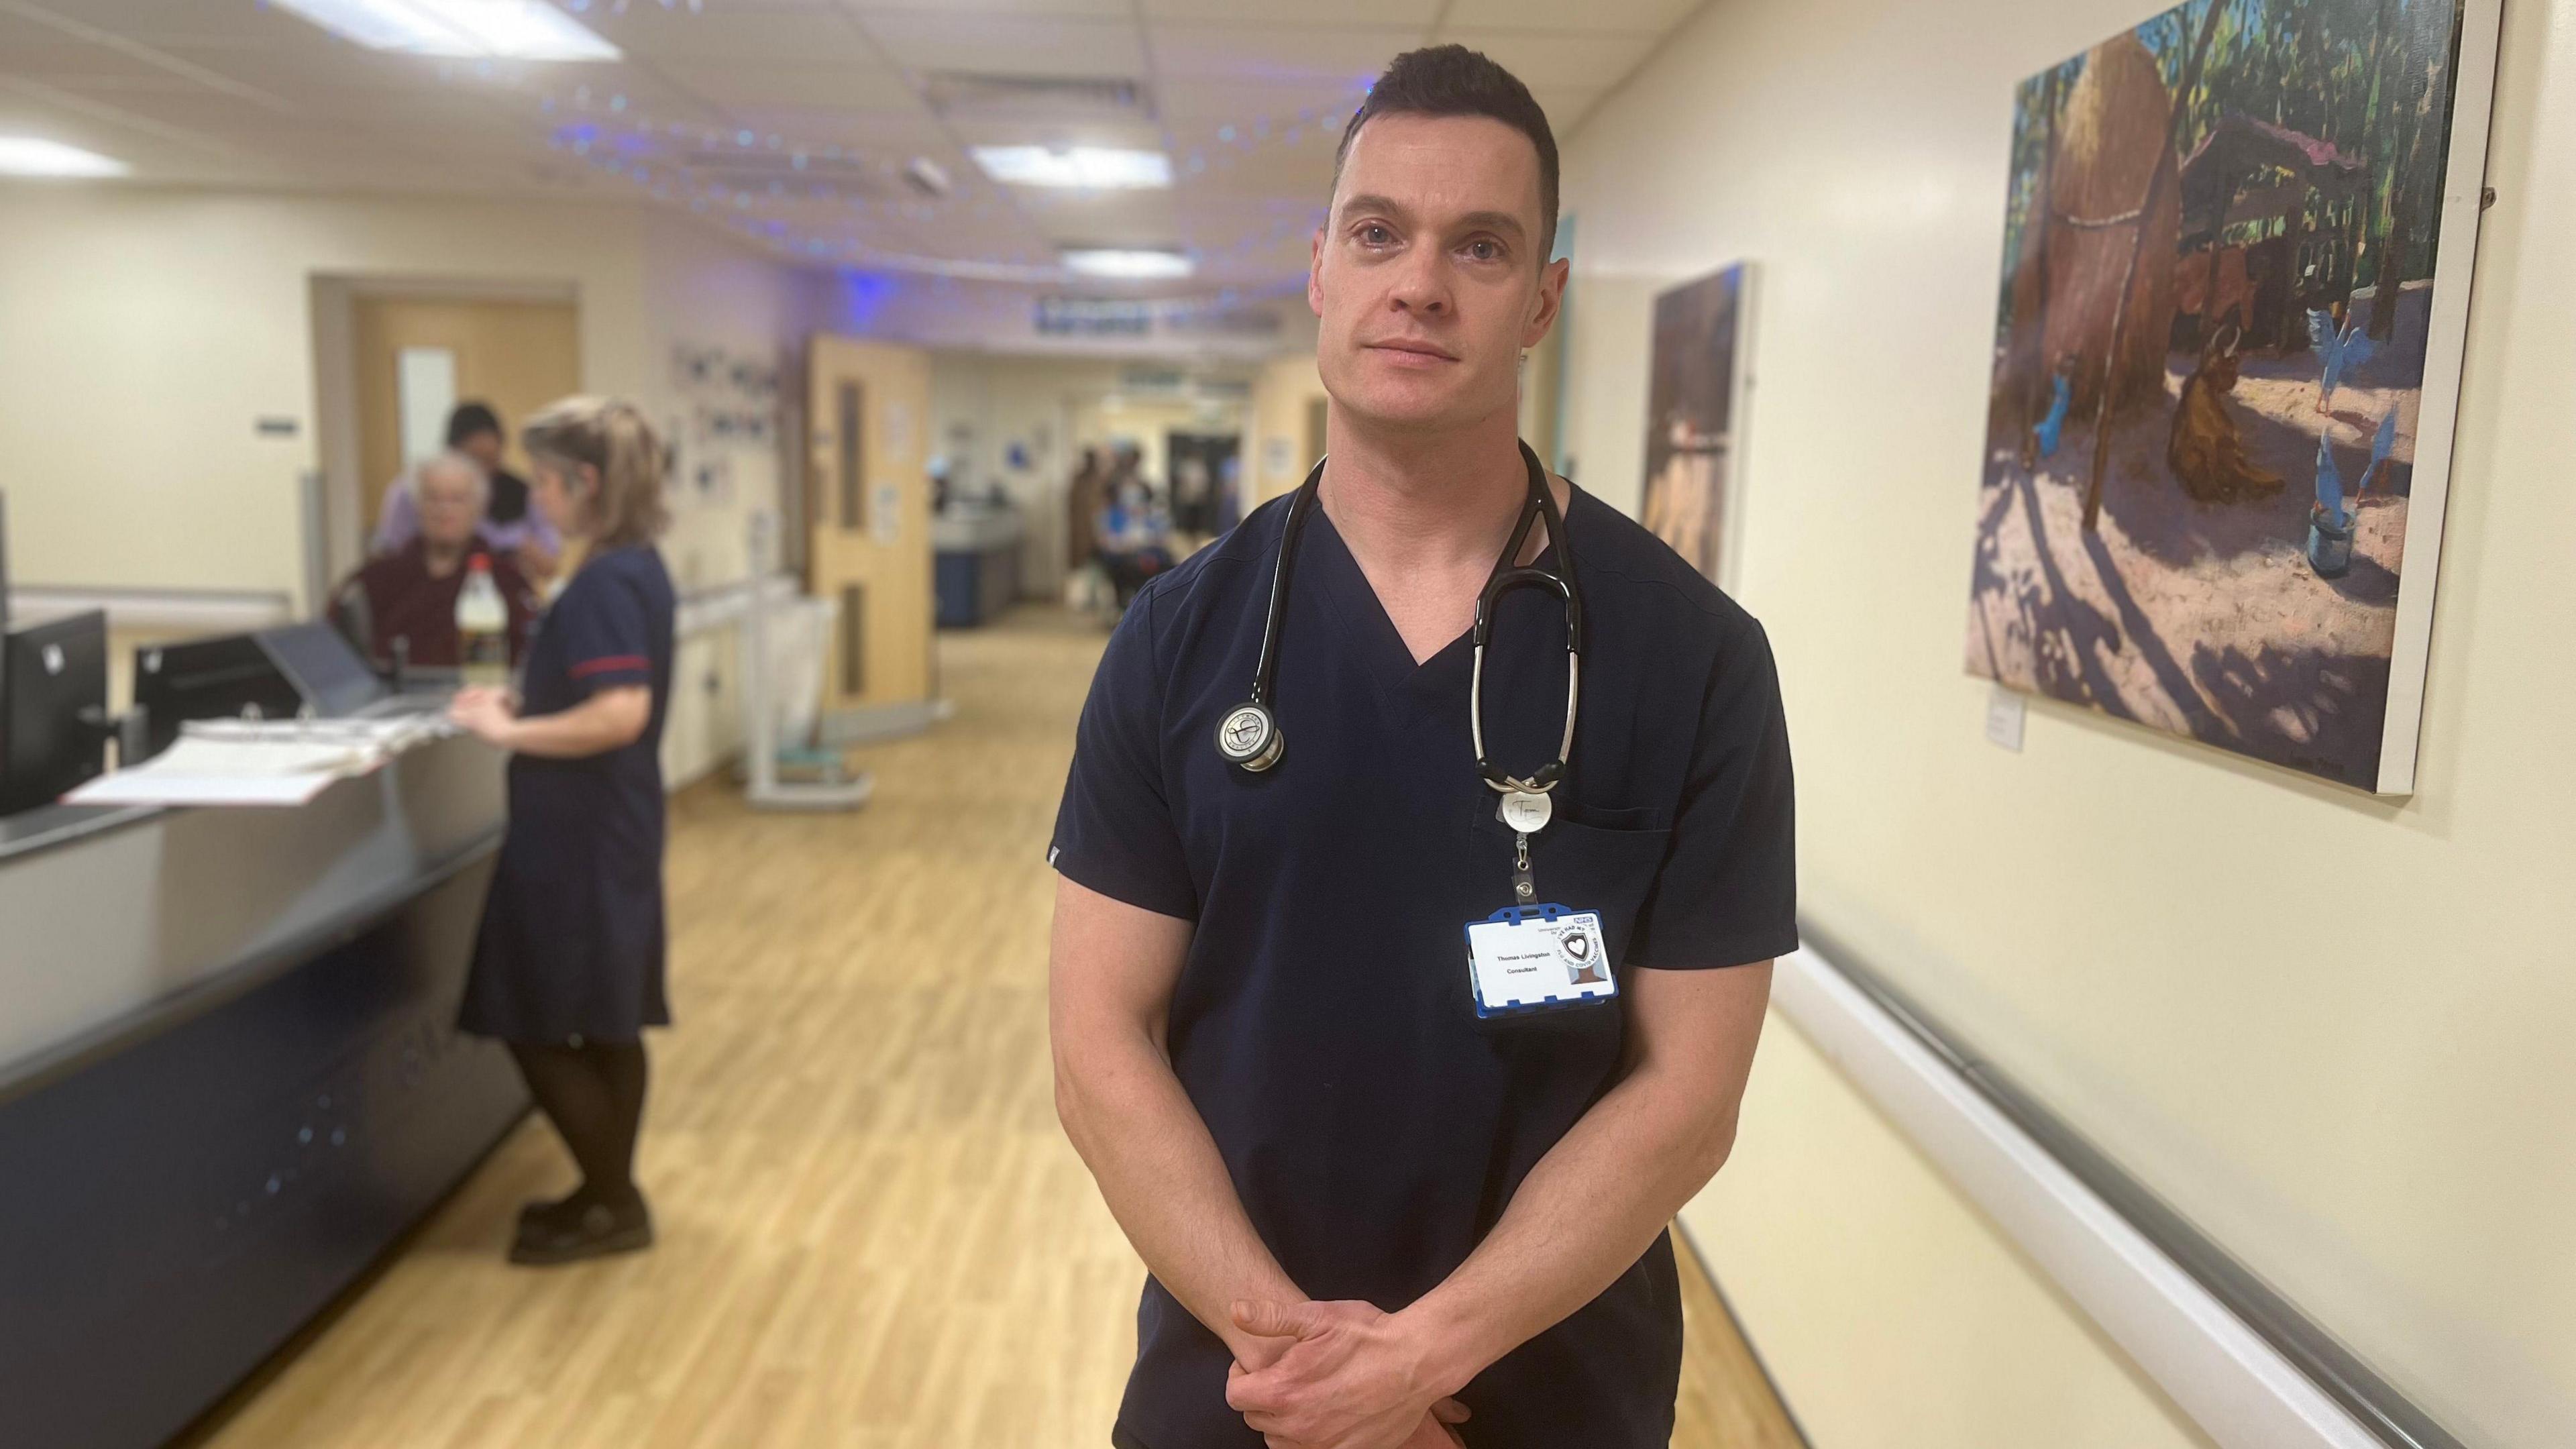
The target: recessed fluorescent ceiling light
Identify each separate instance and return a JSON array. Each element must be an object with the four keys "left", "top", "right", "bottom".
[
  {"left": 0, "top": 138, "right": 127, "bottom": 177},
  {"left": 972, "top": 146, "right": 1171, "bottom": 190},
  {"left": 1063, "top": 248, "right": 1193, "bottom": 279},
  {"left": 271, "top": 0, "right": 619, "bottom": 60}
]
